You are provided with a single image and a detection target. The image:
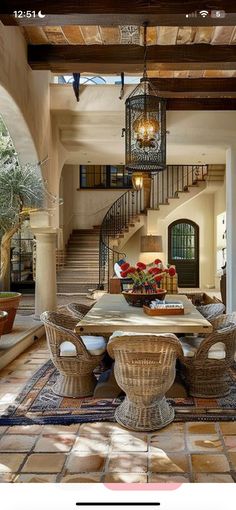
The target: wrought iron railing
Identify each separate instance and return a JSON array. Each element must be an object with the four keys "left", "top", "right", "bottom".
[
  {"left": 99, "top": 165, "right": 208, "bottom": 289},
  {"left": 99, "top": 189, "right": 144, "bottom": 288}
]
